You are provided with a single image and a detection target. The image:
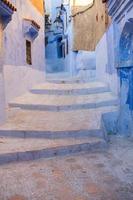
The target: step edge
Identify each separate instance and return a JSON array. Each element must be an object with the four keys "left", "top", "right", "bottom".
[{"left": 0, "top": 140, "right": 107, "bottom": 165}]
